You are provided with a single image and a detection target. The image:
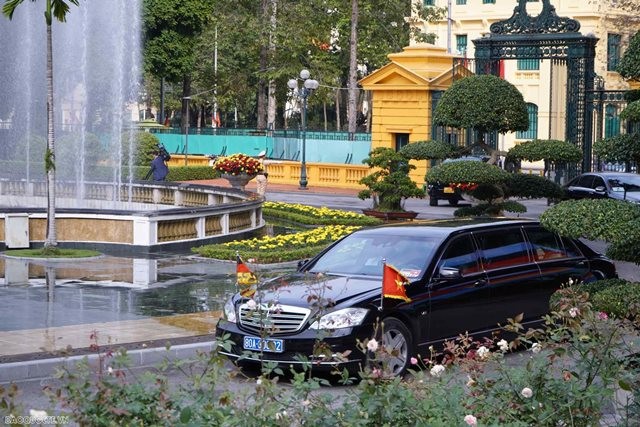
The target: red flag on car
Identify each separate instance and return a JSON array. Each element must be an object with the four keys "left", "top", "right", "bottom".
[
  {"left": 236, "top": 254, "right": 258, "bottom": 298},
  {"left": 382, "top": 263, "right": 411, "bottom": 306}
]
